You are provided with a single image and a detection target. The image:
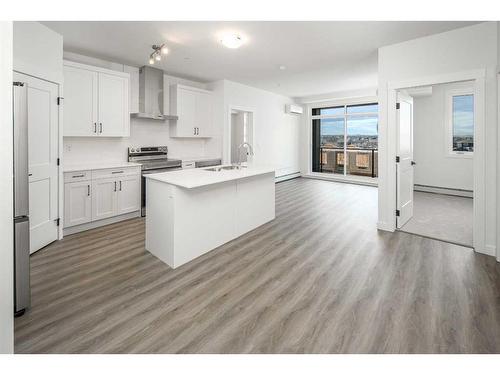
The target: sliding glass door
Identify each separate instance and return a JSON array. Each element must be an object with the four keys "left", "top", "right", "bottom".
[{"left": 312, "top": 103, "right": 378, "bottom": 178}]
